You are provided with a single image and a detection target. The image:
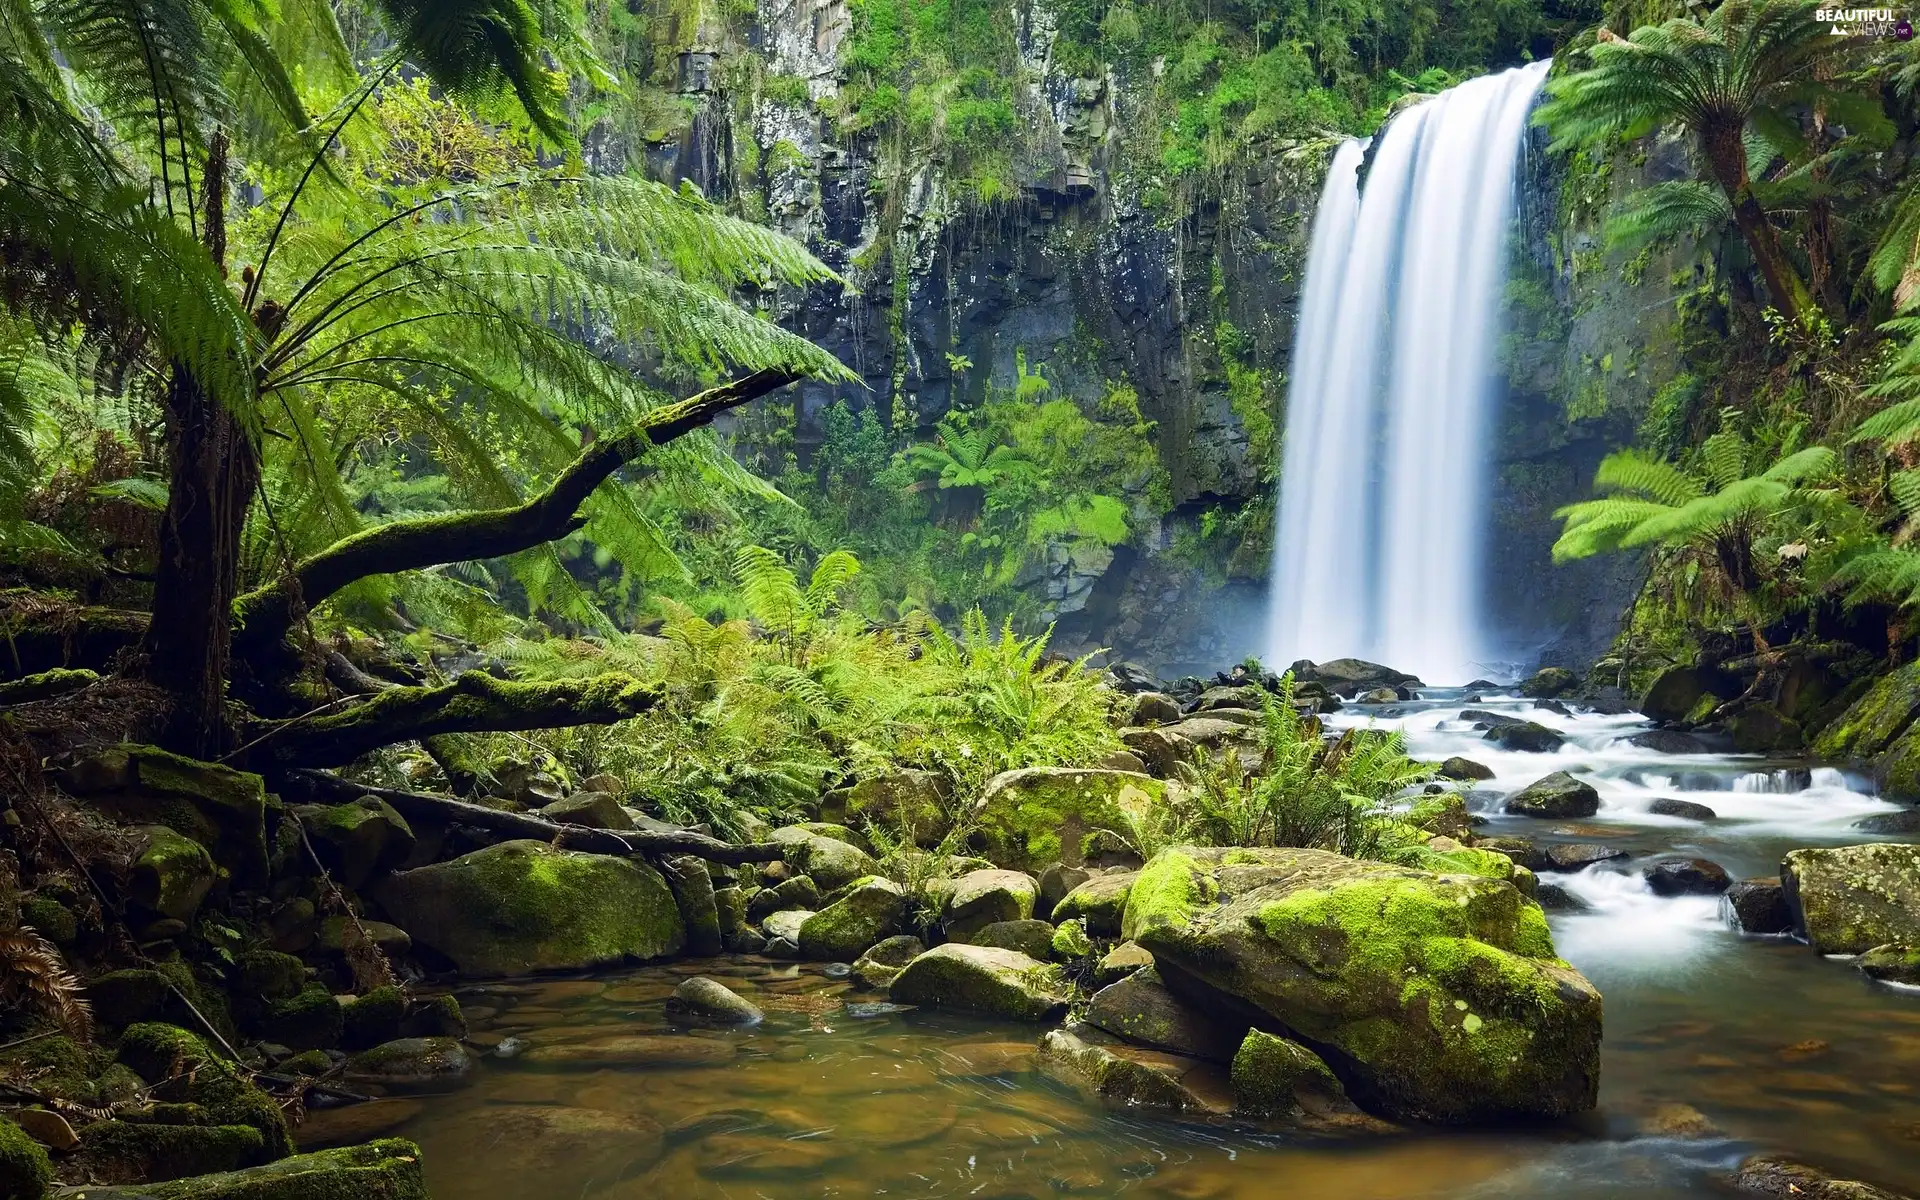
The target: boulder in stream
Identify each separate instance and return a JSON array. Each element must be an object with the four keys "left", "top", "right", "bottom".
[
  {"left": 1503, "top": 772, "right": 1600, "bottom": 819},
  {"left": 970, "top": 918, "right": 1055, "bottom": 959},
  {"left": 1858, "top": 944, "right": 1920, "bottom": 986},
  {"left": 1645, "top": 857, "right": 1731, "bottom": 896},
  {"left": 1036, "top": 1028, "right": 1229, "bottom": 1113},
  {"left": 1542, "top": 843, "right": 1625, "bottom": 871},
  {"left": 971, "top": 768, "right": 1166, "bottom": 871},
  {"left": 1050, "top": 871, "right": 1135, "bottom": 935},
  {"left": 769, "top": 826, "right": 877, "bottom": 890},
  {"left": 851, "top": 935, "right": 924, "bottom": 990},
  {"left": 1781, "top": 843, "right": 1920, "bottom": 954},
  {"left": 1853, "top": 809, "right": 1920, "bottom": 834},
  {"left": 1230, "top": 1029, "right": 1391, "bottom": 1135},
  {"left": 374, "top": 840, "right": 684, "bottom": 976},
  {"left": 1438, "top": 756, "right": 1495, "bottom": 781},
  {"left": 1123, "top": 846, "right": 1602, "bottom": 1123},
  {"left": 1629, "top": 729, "right": 1711, "bottom": 754},
  {"left": 345, "top": 1038, "right": 473, "bottom": 1094},
  {"left": 1519, "top": 667, "right": 1578, "bottom": 699},
  {"left": 1724, "top": 879, "right": 1794, "bottom": 934},
  {"left": 1085, "top": 966, "right": 1242, "bottom": 1062},
  {"left": 887, "top": 944, "right": 1070, "bottom": 1021},
  {"left": 665, "top": 977, "right": 763, "bottom": 1025},
  {"left": 798, "top": 876, "right": 908, "bottom": 960},
  {"left": 1483, "top": 721, "right": 1566, "bottom": 753},
  {"left": 1639, "top": 665, "right": 1739, "bottom": 725},
  {"left": 1731, "top": 1155, "right": 1911, "bottom": 1200},
  {"left": 1648, "top": 797, "right": 1717, "bottom": 820},
  {"left": 64, "top": 1138, "right": 429, "bottom": 1200},
  {"left": 942, "top": 869, "right": 1039, "bottom": 940}
]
